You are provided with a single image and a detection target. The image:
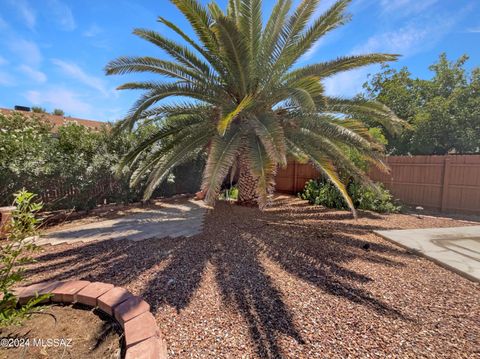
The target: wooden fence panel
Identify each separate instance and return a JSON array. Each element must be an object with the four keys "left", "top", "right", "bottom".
[{"left": 275, "top": 155, "right": 480, "bottom": 214}]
